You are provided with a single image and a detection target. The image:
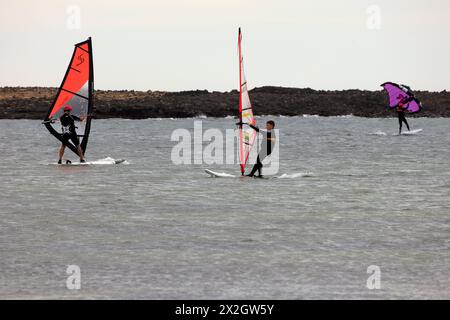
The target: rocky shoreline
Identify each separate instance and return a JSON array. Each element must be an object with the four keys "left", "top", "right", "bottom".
[{"left": 1, "top": 86, "right": 450, "bottom": 119}]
